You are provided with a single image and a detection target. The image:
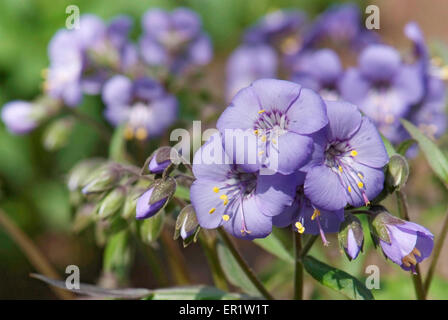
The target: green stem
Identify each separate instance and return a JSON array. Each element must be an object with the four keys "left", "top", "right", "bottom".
[
  {"left": 160, "top": 229, "right": 191, "bottom": 285},
  {"left": 300, "top": 235, "right": 318, "bottom": 259},
  {"left": 66, "top": 107, "right": 112, "bottom": 142},
  {"left": 396, "top": 190, "right": 426, "bottom": 300},
  {"left": 293, "top": 231, "right": 303, "bottom": 300},
  {"left": 423, "top": 208, "right": 448, "bottom": 297},
  {"left": 136, "top": 239, "right": 169, "bottom": 287},
  {"left": 217, "top": 228, "right": 274, "bottom": 300},
  {"left": 198, "top": 233, "right": 229, "bottom": 291},
  {"left": 0, "top": 209, "right": 74, "bottom": 300}
]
